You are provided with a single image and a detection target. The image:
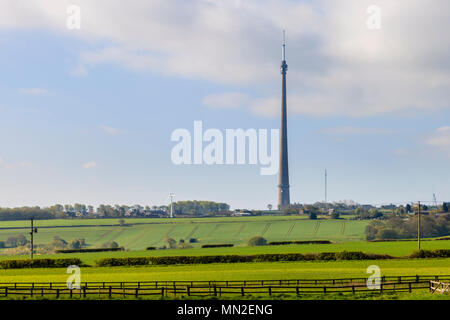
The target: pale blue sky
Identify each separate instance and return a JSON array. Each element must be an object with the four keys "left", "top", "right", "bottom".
[{"left": 0, "top": 1, "right": 449, "bottom": 209}]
